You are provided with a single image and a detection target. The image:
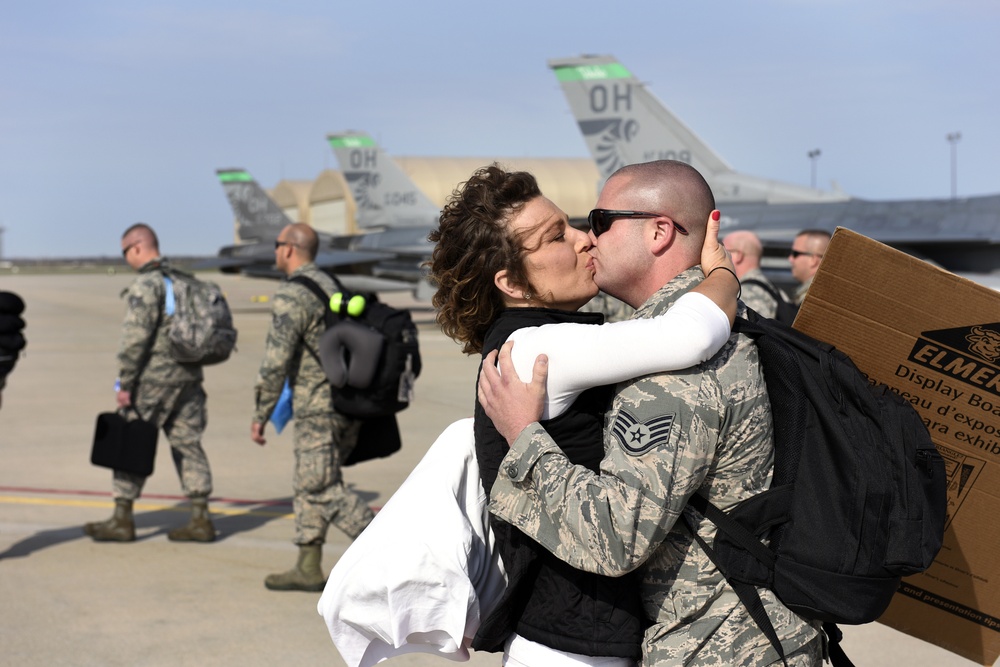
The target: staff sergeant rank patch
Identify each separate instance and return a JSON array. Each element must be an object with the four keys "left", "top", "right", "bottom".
[{"left": 612, "top": 409, "right": 675, "bottom": 456}]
